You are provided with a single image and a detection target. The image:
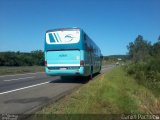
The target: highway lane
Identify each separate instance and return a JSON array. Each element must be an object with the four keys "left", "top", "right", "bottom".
[
  {"left": 0, "top": 65, "right": 114, "bottom": 114},
  {"left": 0, "top": 72, "right": 55, "bottom": 93}
]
